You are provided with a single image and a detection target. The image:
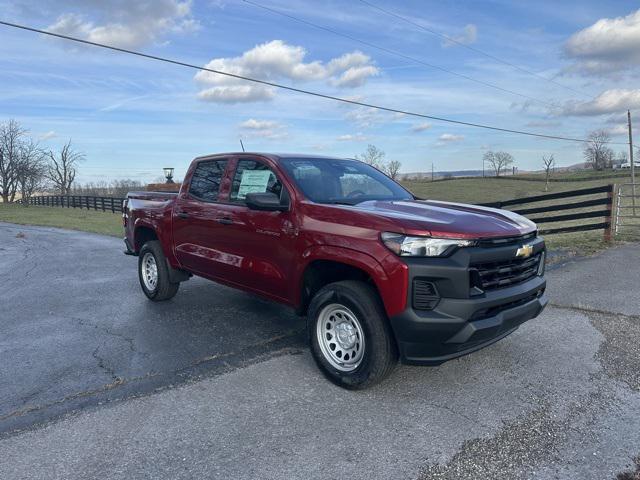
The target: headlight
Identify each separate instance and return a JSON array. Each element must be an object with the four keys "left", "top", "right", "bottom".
[{"left": 381, "top": 232, "right": 476, "bottom": 257}]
